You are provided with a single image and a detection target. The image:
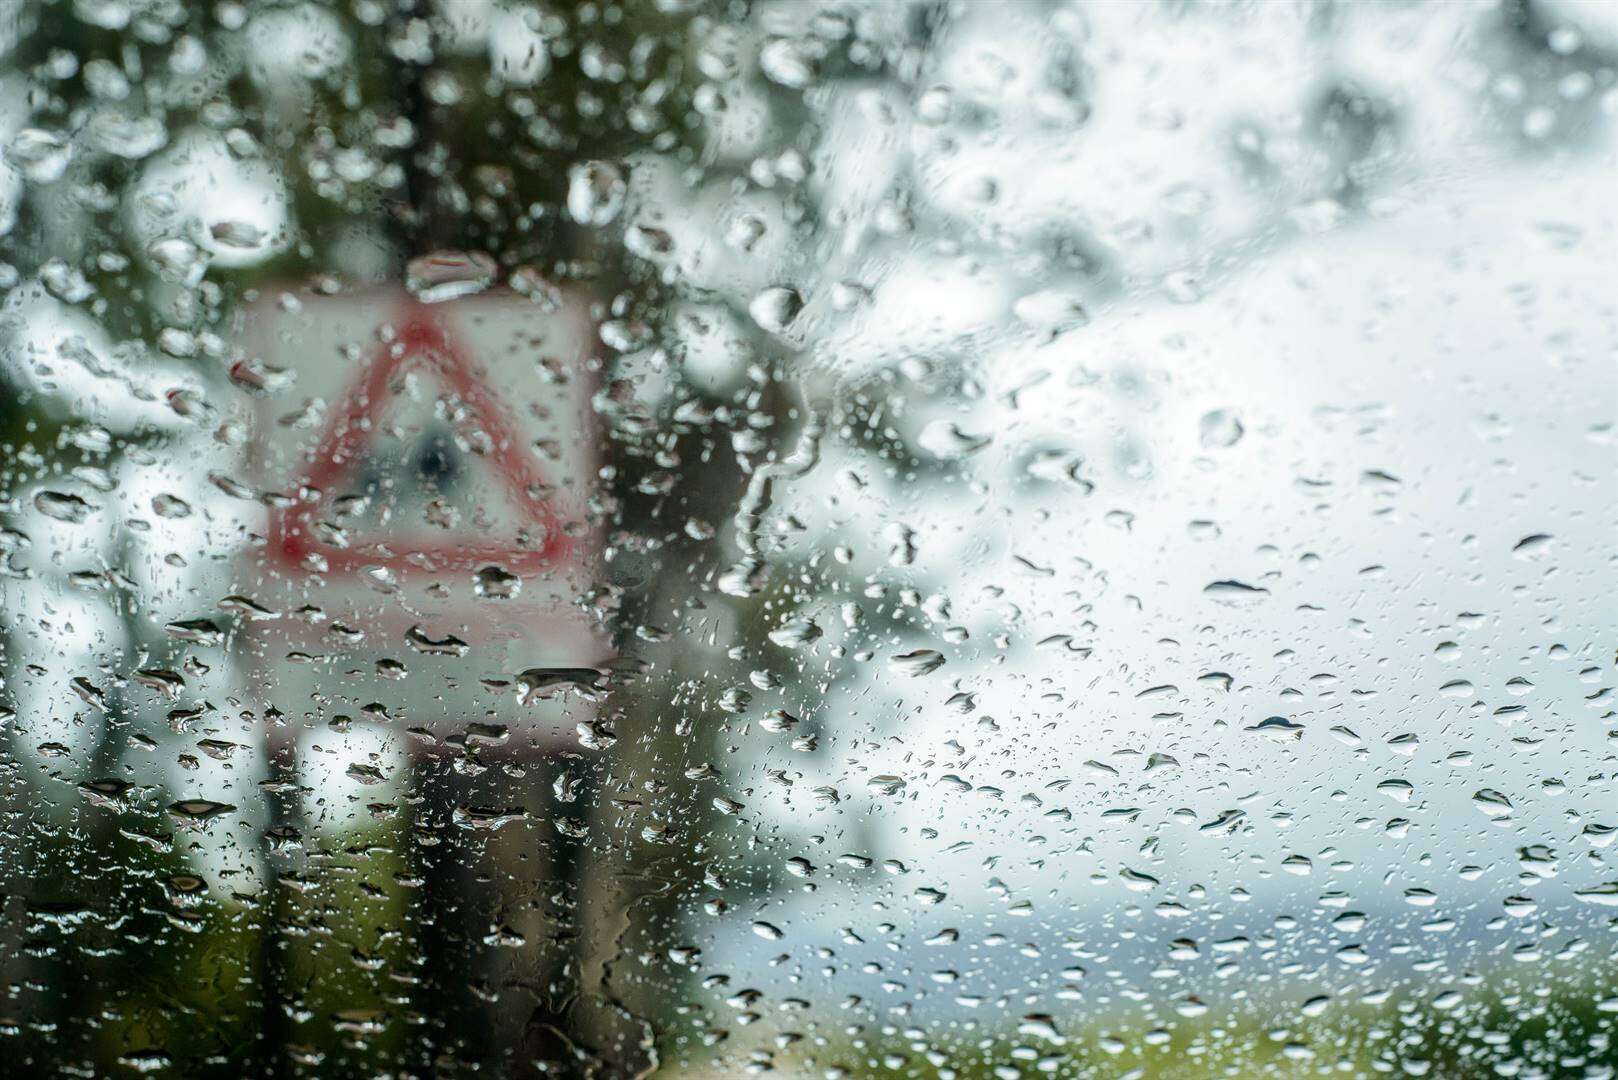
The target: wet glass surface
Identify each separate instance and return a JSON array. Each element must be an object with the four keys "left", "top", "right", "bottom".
[{"left": 0, "top": 2, "right": 1615, "bottom": 1077}]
